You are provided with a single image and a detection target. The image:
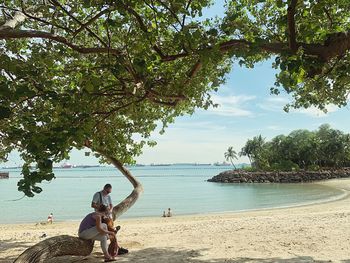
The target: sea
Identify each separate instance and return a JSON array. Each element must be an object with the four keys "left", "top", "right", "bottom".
[{"left": 0, "top": 165, "right": 344, "bottom": 224}]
